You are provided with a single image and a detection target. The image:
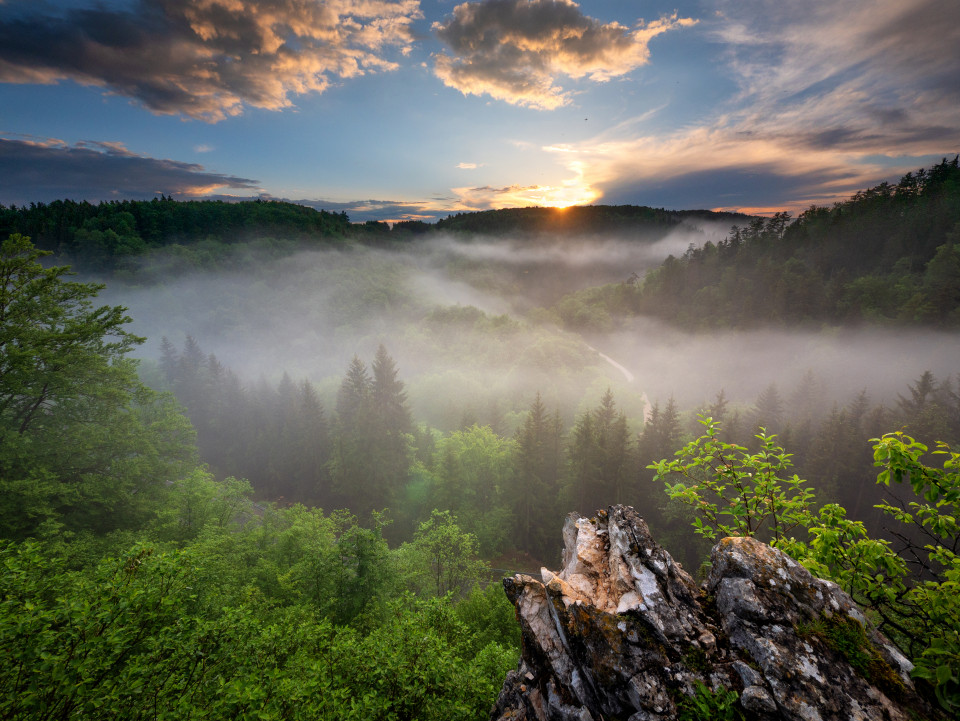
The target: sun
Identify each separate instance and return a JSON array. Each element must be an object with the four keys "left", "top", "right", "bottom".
[{"left": 535, "top": 161, "right": 599, "bottom": 208}]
